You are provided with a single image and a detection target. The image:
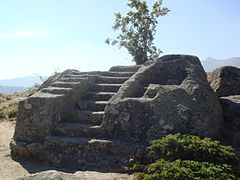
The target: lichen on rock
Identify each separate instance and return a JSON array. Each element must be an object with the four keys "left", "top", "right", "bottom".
[{"left": 103, "top": 55, "right": 224, "bottom": 143}]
